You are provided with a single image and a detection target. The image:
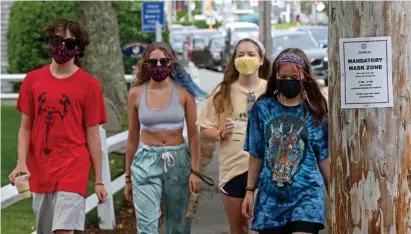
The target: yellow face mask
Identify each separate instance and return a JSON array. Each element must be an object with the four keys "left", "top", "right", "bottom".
[{"left": 234, "top": 56, "right": 261, "bottom": 75}]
